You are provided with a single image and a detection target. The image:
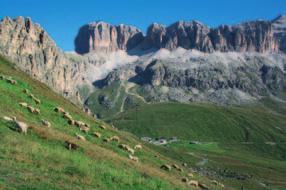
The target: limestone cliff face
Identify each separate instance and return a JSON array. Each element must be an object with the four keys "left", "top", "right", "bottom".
[
  {"left": 209, "top": 21, "right": 277, "bottom": 53},
  {"left": 74, "top": 22, "right": 144, "bottom": 54},
  {"left": 0, "top": 16, "right": 84, "bottom": 99},
  {"left": 75, "top": 16, "right": 286, "bottom": 54},
  {"left": 272, "top": 15, "right": 286, "bottom": 53}
]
